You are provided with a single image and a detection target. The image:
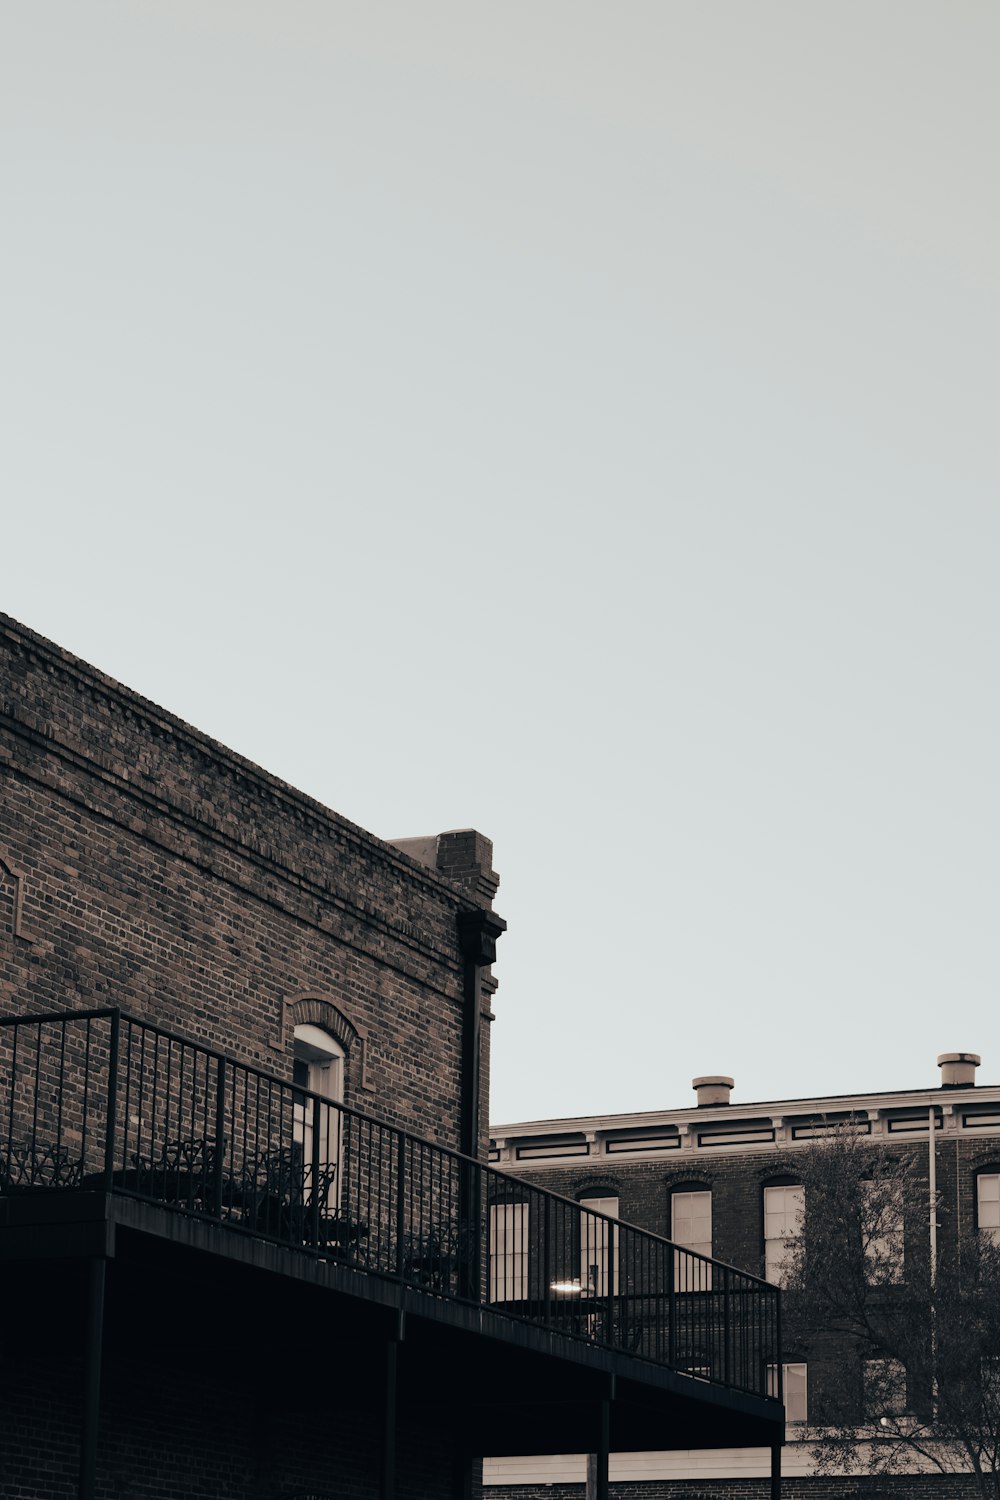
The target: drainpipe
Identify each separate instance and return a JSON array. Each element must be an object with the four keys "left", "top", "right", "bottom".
[
  {"left": 929, "top": 1103, "right": 938, "bottom": 1423},
  {"left": 456, "top": 909, "right": 506, "bottom": 1160},
  {"left": 456, "top": 909, "right": 506, "bottom": 1307},
  {"left": 928, "top": 1105, "right": 937, "bottom": 1286}
]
